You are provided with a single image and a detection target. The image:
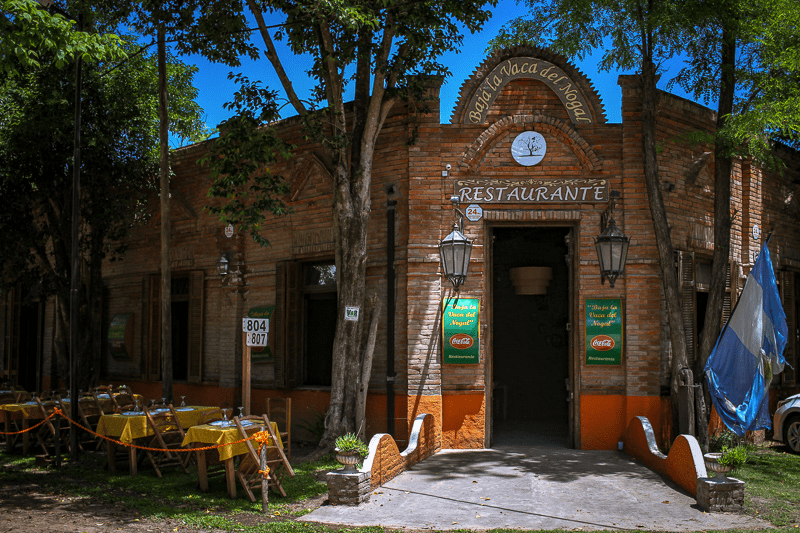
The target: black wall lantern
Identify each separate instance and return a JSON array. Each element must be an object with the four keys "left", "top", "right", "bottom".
[
  {"left": 216, "top": 253, "right": 230, "bottom": 277},
  {"left": 438, "top": 196, "right": 472, "bottom": 291},
  {"left": 594, "top": 191, "right": 630, "bottom": 288}
]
